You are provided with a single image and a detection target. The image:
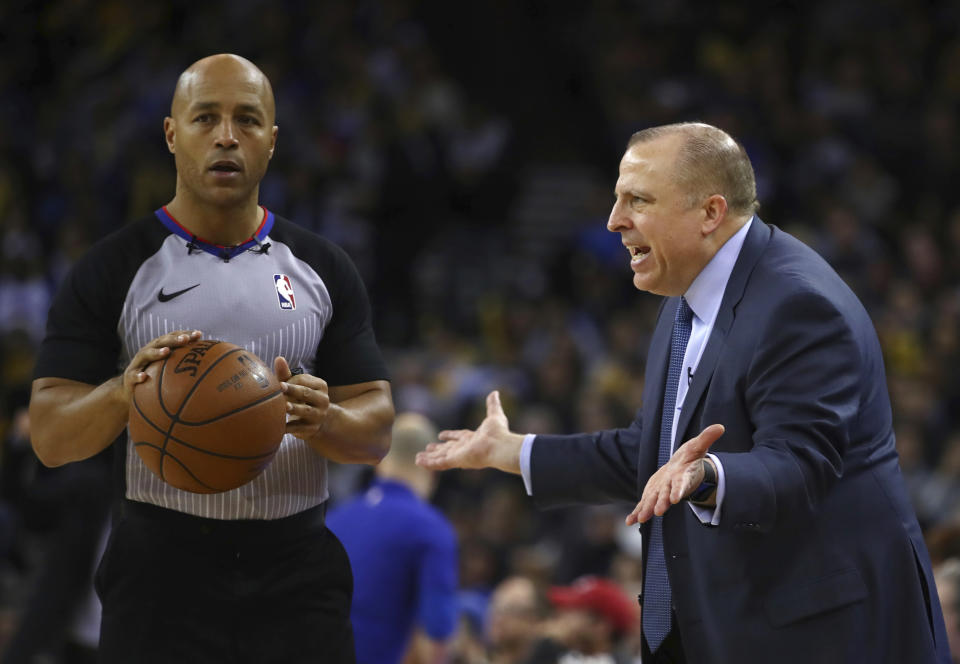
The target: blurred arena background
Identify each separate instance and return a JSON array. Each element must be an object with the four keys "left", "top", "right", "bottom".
[{"left": 2, "top": 0, "right": 960, "bottom": 661}]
